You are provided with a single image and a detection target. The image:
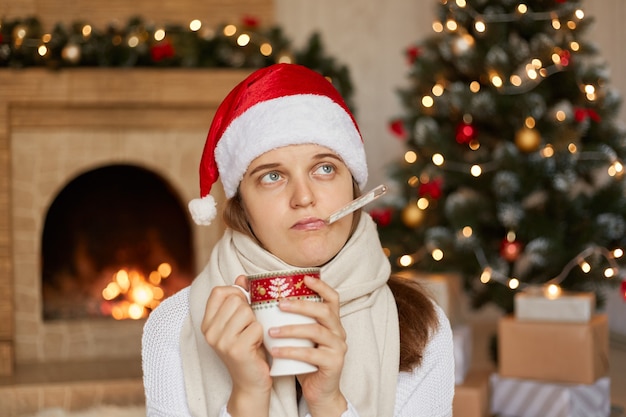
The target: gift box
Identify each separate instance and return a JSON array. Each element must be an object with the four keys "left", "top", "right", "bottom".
[
  {"left": 453, "top": 369, "right": 491, "bottom": 417},
  {"left": 498, "top": 314, "right": 609, "bottom": 384},
  {"left": 453, "top": 324, "right": 472, "bottom": 384},
  {"left": 393, "top": 270, "right": 462, "bottom": 323},
  {"left": 490, "top": 373, "right": 611, "bottom": 417},
  {"left": 515, "top": 287, "right": 596, "bottom": 323}
]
